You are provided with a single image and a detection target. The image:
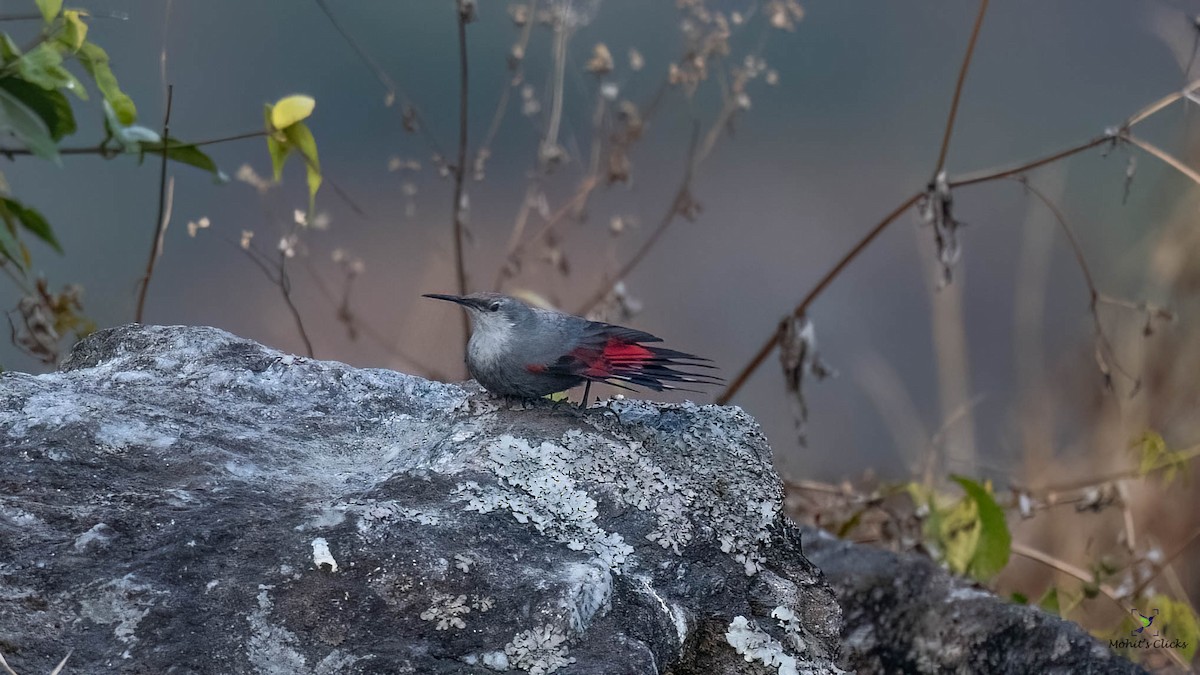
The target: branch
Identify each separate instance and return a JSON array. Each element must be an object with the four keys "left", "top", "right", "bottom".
[
  {"left": 278, "top": 252, "right": 315, "bottom": 358},
  {"left": 716, "top": 192, "right": 922, "bottom": 404},
  {"left": 1014, "top": 177, "right": 1140, "bottom": 389},
  {"left": 135, "top": 84, "right": 174, "bottom": 323},
  {"left": 575, "top": 121, "right": 701, "bottom": 315},
  {"left": 312, "top": 0, "right": 444, "bottom": 156},
  {"left": 450, "top": 4, "right": 472, "bottom": 351},
  {"left": 933, "top": 0, "right": 989, "bottom": 178},
  {"left": 717, "top": 72, "right": 1197, "bottom": 405}
]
